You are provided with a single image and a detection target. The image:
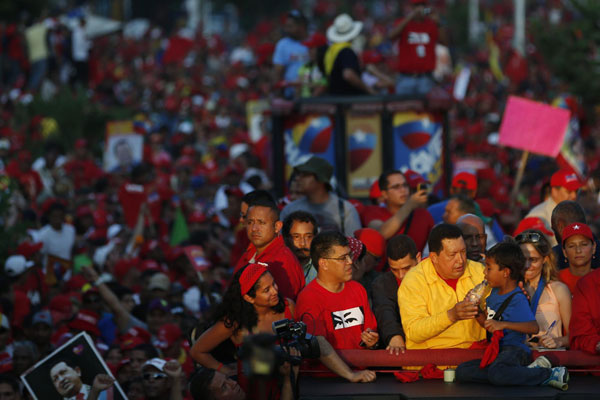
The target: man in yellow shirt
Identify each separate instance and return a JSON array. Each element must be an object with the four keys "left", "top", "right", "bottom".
[{"left": 398, "top": 223, "right": 486, "bottom": 349}]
